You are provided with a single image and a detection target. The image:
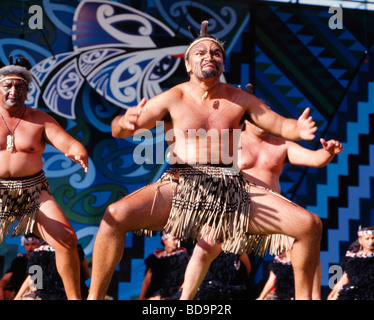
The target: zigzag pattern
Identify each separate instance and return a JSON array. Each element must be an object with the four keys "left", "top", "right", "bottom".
[
  {"left": 320, "top": 144, "right": 374, "bottom": 284},
  {"left": 317, "top": 88, "right": 374, "bottom": 286},
  {"left": 289, "top": 55, "right": 373, "bottom": 208},
  {"left": 307, "top": 84, "right": 373, "bottom": 218}
]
